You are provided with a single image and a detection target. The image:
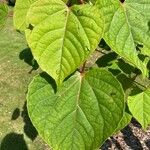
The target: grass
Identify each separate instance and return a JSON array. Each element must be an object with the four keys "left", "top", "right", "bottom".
[{"left": 0, "top": 7, "right": 49, "bottom": 150}]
